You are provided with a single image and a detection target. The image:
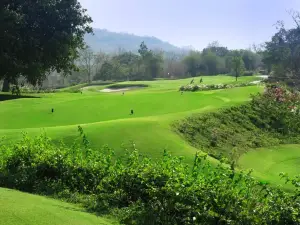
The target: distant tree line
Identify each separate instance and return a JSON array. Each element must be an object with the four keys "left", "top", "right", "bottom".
[{"left": 39, "top": 41, "right": 263, "bottom": 88}]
